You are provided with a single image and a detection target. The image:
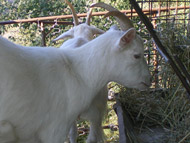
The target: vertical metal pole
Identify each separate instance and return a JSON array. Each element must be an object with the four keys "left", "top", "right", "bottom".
[
  {"left": 166, "top": 0, "right": 168, "bottom": 24},
  {"left": 152, "top": 13, "right": 159, "bottom": 88},
  {"left": 187, "top": 9, "right": 190, "bottom": 35},
  {"left": 41, "top": 22, "right": 46, "bottom": 47},
  {"left": 114, "top": 101, "right": 130, "bottom": 143},
  {"left": 175, "top": 0, "right": 178, "bottom": 15},
  {"left": 114, "top": 100, "right": 139, "bottom": 143},
  {"left": 184, "top": 1, "right": 186, "bottom": 29},
  {"left": 158, "top": 0, "right": 161, "bottom": 17}
]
